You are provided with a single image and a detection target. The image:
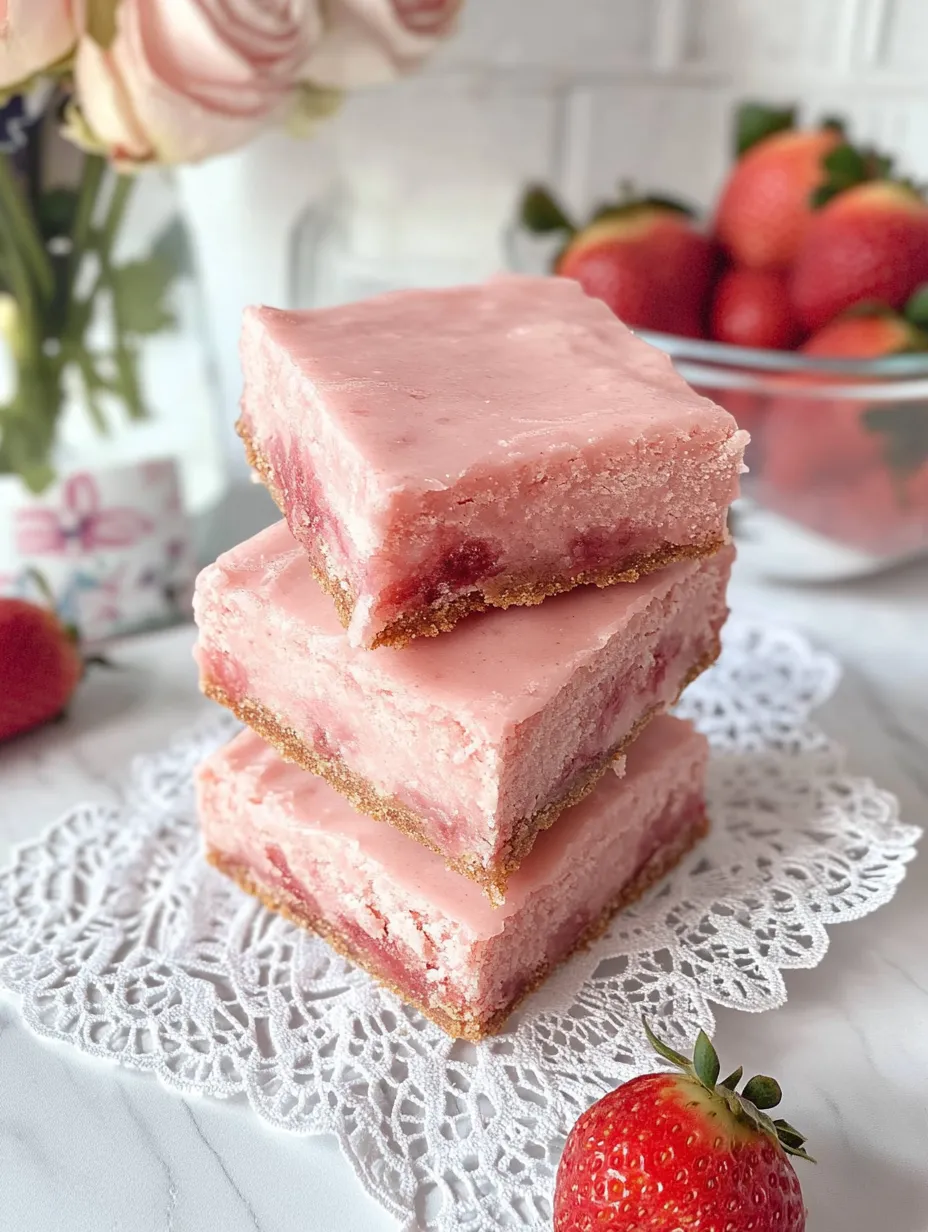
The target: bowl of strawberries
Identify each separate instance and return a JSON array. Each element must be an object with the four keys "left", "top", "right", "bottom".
[{"left": 512, "top": 103, "right": 928, "bottom": 580}]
